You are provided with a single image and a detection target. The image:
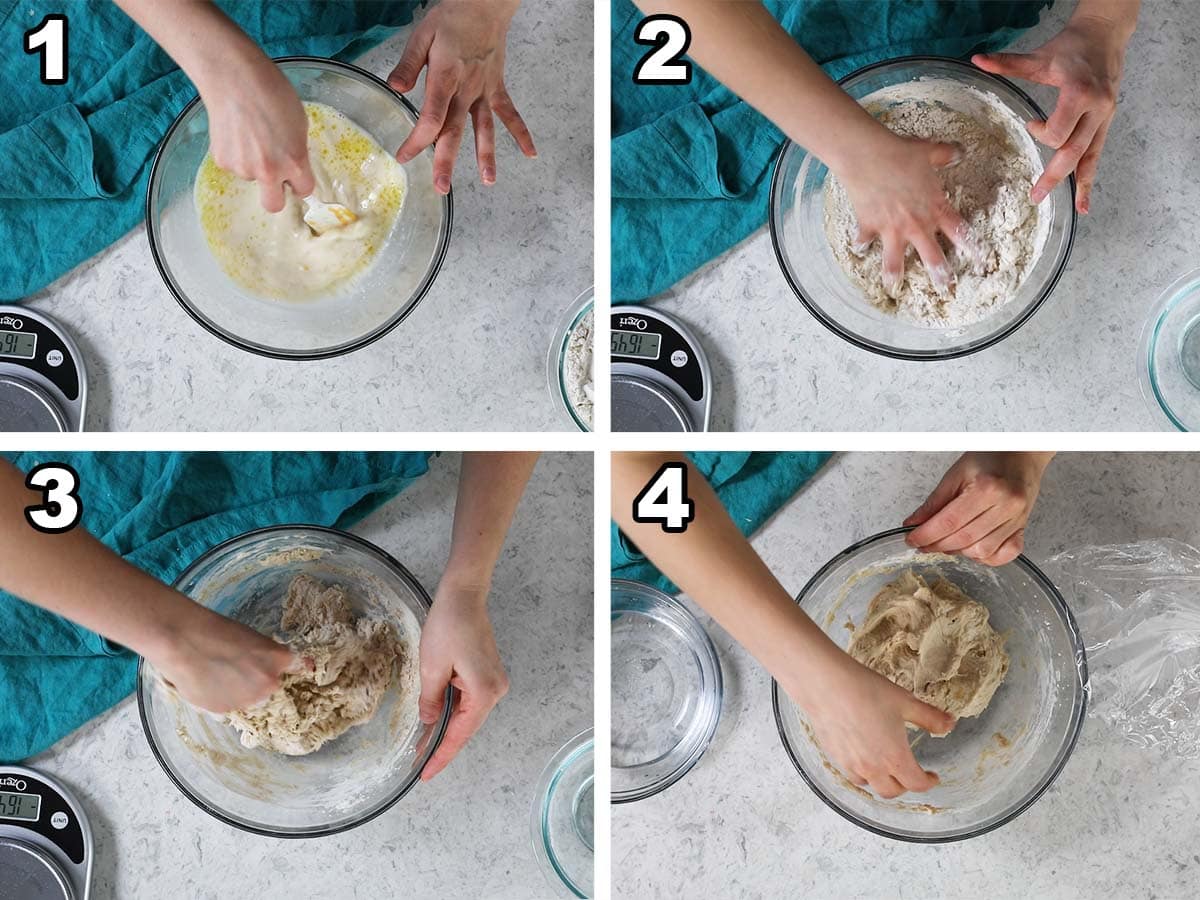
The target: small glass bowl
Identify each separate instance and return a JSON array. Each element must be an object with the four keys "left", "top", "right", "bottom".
[
  {"left": 531, "top": 729, "right": 594, "bottom": 898},
  {"left": 137, "top": 525, "right": 451, "bottom": 837},
  {"left": 1139, "top": 267, "right": 1200, "bottom": 430},
  {"left": 769, "top": 56, "right": 1076, "bottom": 360},
  {"left": 147, "top": 57, "right": 452, "bottom": 359},
  {"left": 611, "top": 580, "right": 723, "bottom": 803},
  {"left": 547, "top": 288, "right": 595, "bottom": 432},
  {"left": 773, "top": 528, "right": 1087, "bottom": 842}
]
